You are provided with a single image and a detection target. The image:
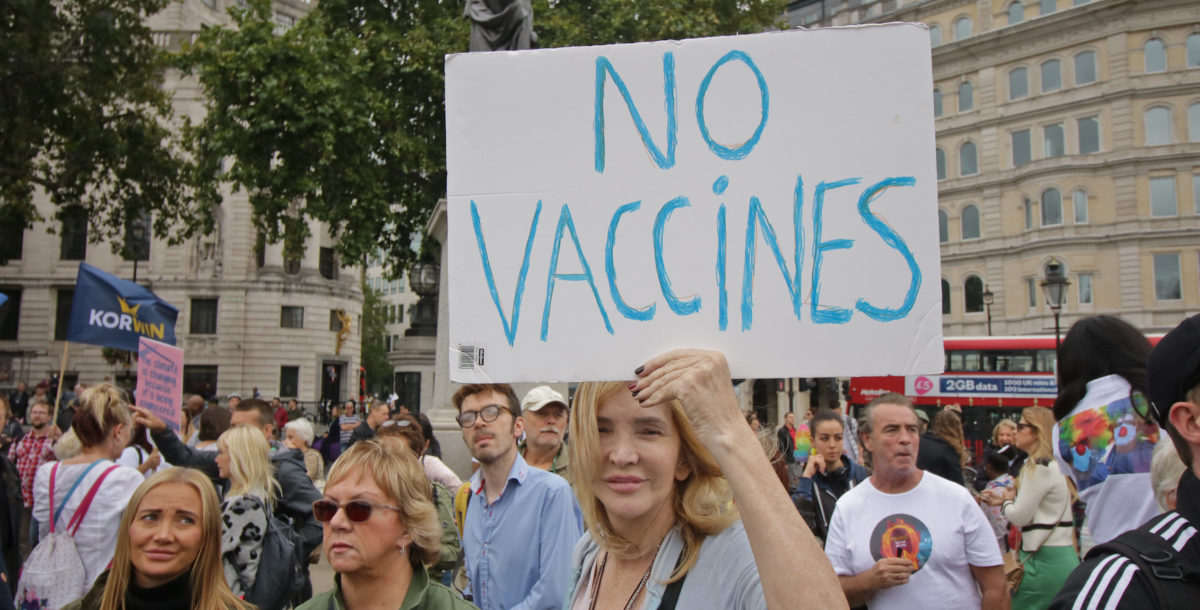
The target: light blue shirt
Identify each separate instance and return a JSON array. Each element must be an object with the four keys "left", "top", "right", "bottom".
[{"left": 464, "top": 452, "right": 583, "bottom": 610}]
